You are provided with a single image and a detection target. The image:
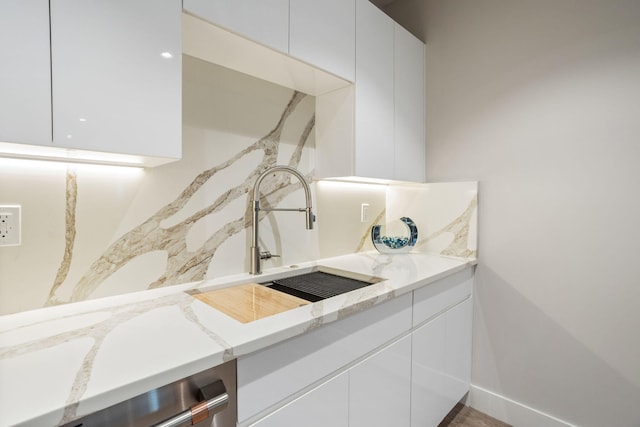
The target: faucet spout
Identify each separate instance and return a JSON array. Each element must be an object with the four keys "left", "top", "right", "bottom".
[{"left": 250, "top": 166, "right": 315, "bottom": 275}]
